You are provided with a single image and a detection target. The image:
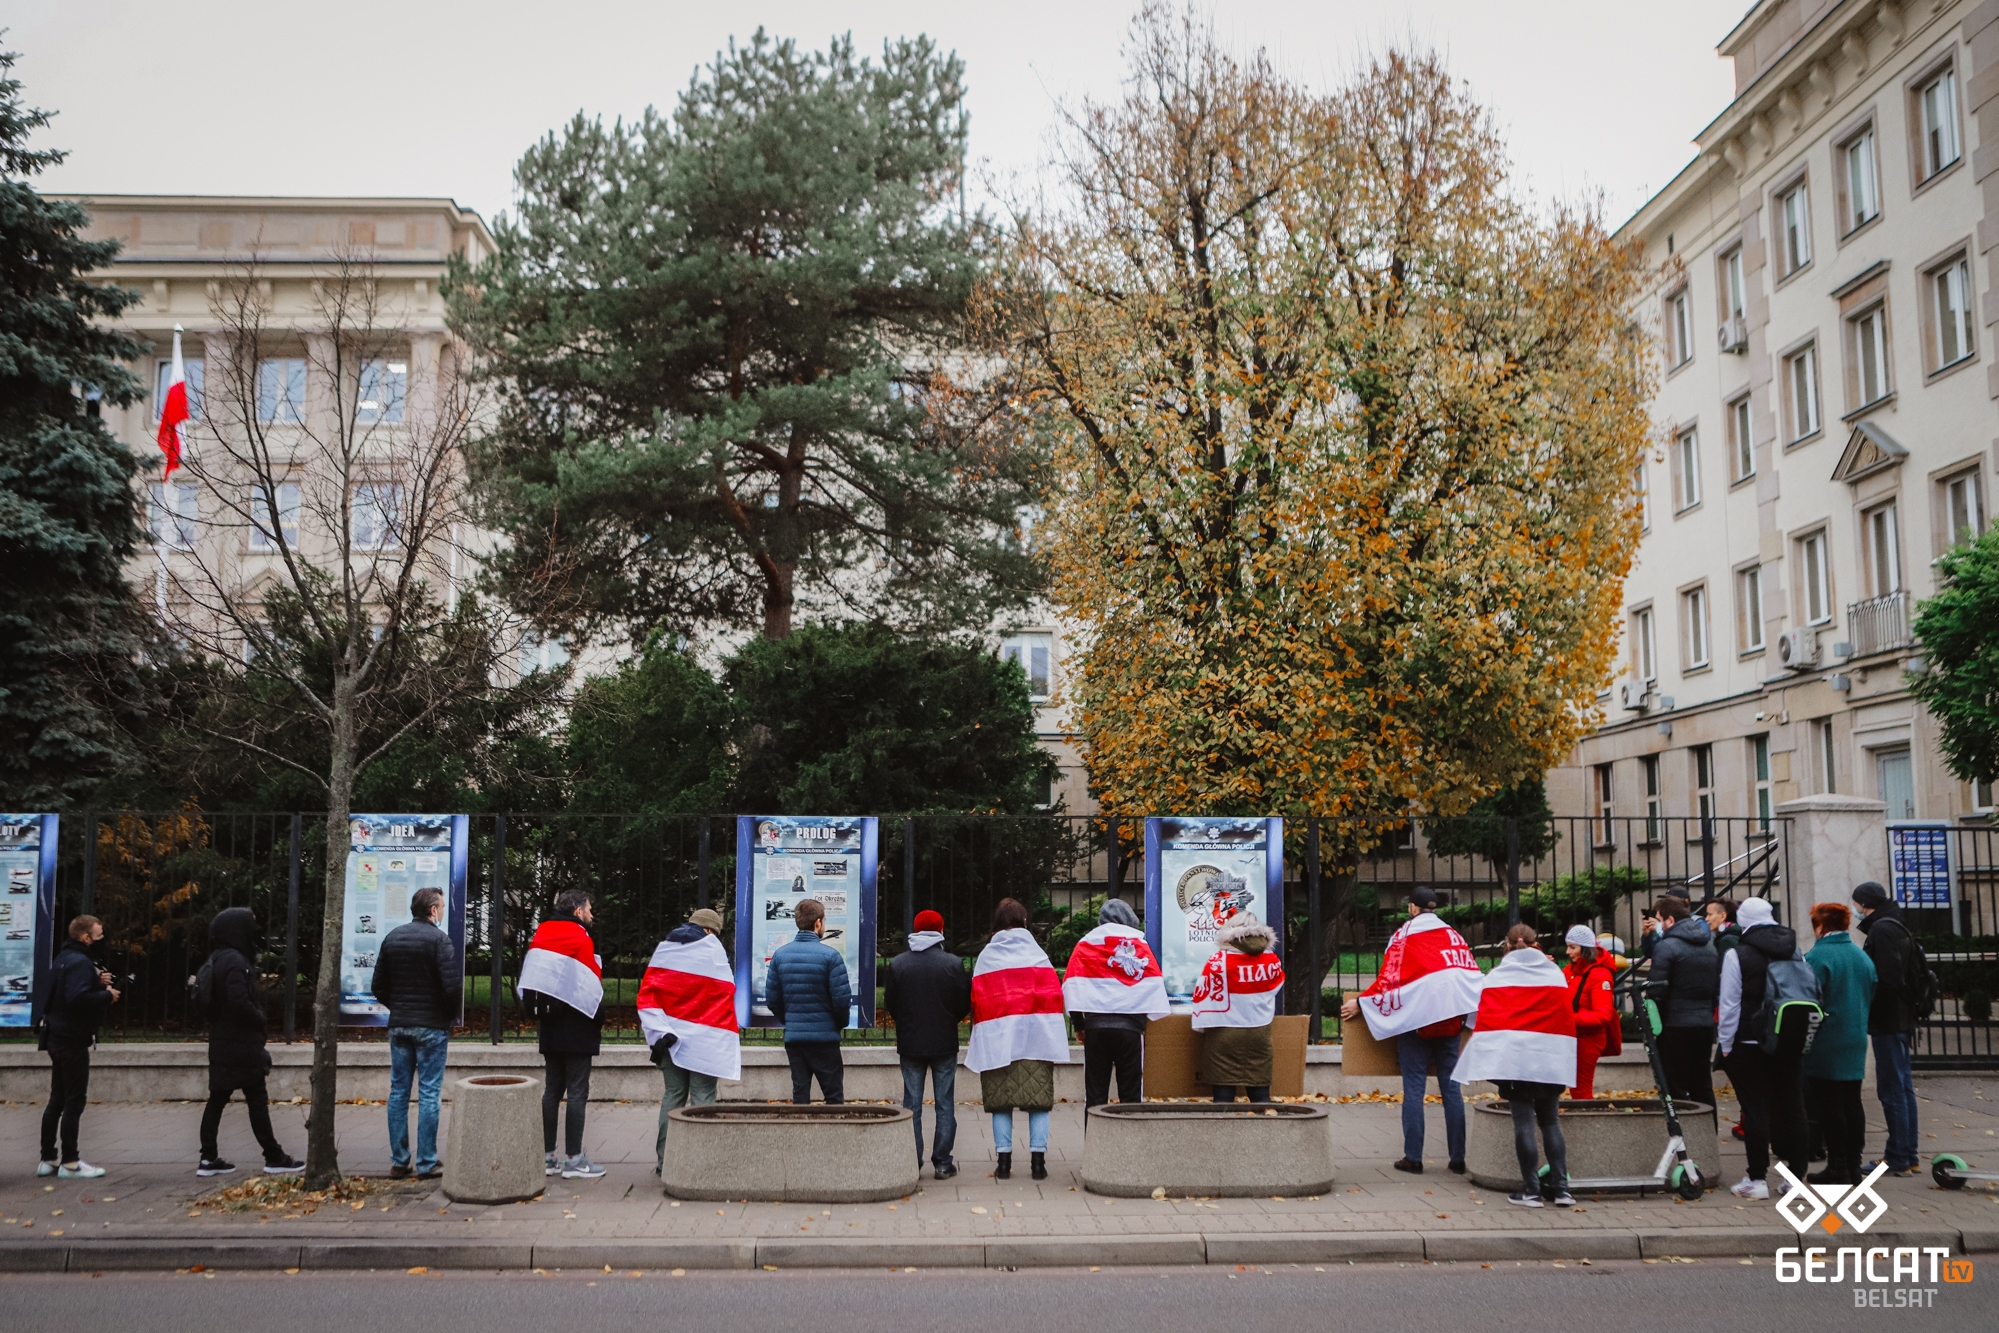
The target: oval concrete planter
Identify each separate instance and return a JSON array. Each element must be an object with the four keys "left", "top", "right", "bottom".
[
  {"left": 660, "top": 1104, "right": 918, "bottom": 1203},
  {"left": 1080, "top": 1102, "right": 1335, "bottom": 1198},
  {"left": 1464, "top": 1097, "right": 1718, "bottom": 1193},
  {"left": 442, "top": 1074, "right": 545, "bottom": 1205}
]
